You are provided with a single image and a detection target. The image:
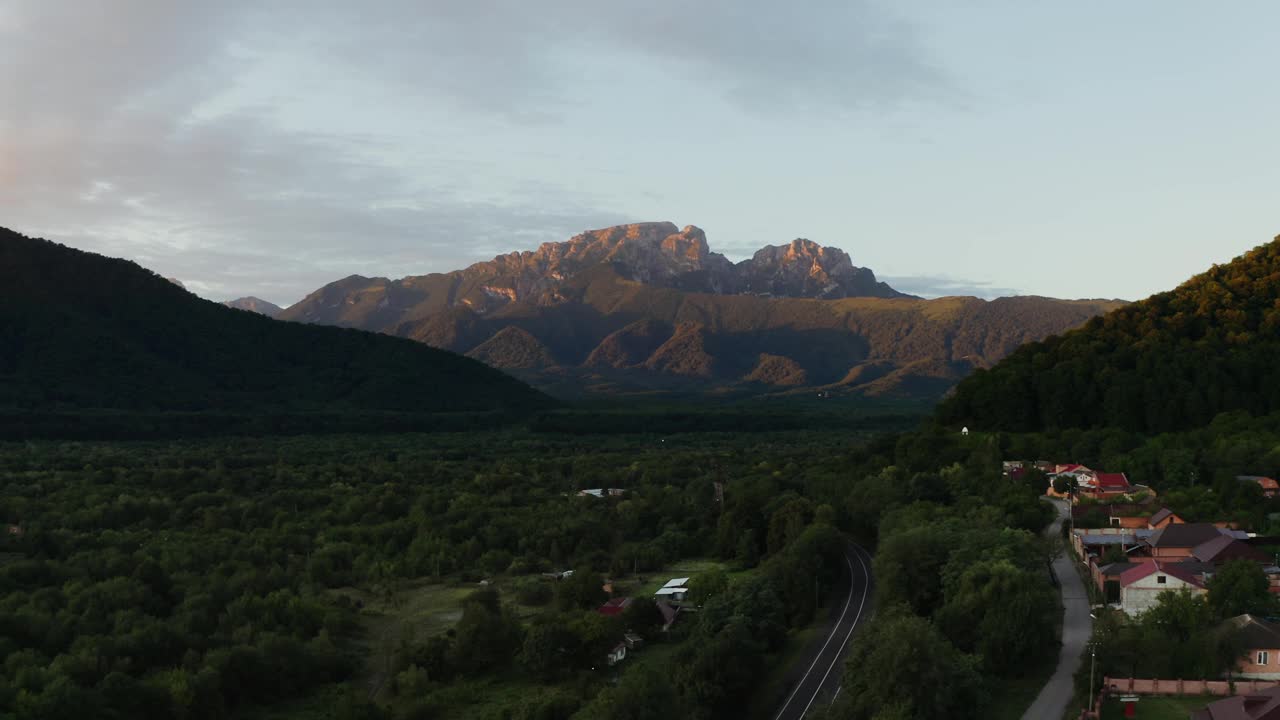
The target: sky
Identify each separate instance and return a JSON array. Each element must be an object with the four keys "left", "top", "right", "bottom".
[{"left": 2, "top": 1, "right": 1278, "bottom": 306}]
